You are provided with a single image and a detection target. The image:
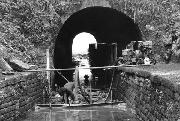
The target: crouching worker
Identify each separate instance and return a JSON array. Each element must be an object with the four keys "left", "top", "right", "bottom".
[{"left": 57, "top": 82, "right": 75, "bottom": 105}]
